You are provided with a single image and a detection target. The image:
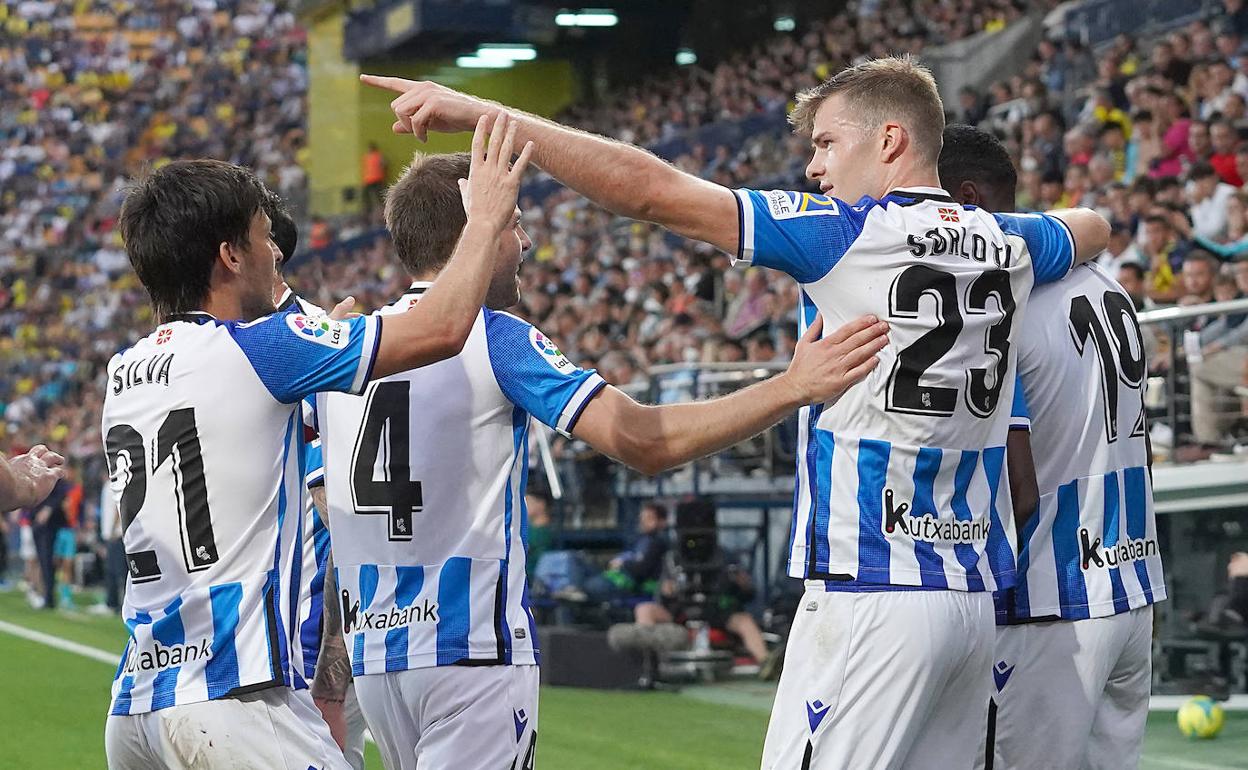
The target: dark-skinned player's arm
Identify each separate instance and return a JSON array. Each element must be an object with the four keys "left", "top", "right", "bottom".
[
  {"left": 571, "top": 315, "right": 888, "bottom": 476},
  {"left": 359, "top": 75, "right": 740, "bottom": 256},
  {"left": 1004, "top": 381, "right": 1039, "bottom": 540},
  {"left": 369, "top": 111, "right": 535, "bottom": 379}
]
